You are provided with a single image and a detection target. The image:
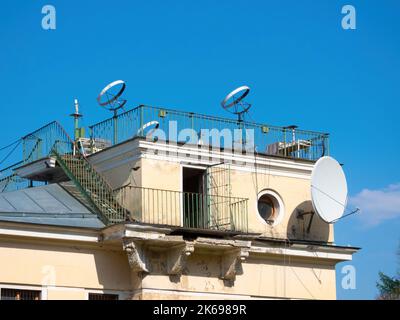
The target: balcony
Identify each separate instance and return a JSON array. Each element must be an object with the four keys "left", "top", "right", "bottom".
[{"left": 115, "top": 185, "right": 249, "bottom": 233}]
